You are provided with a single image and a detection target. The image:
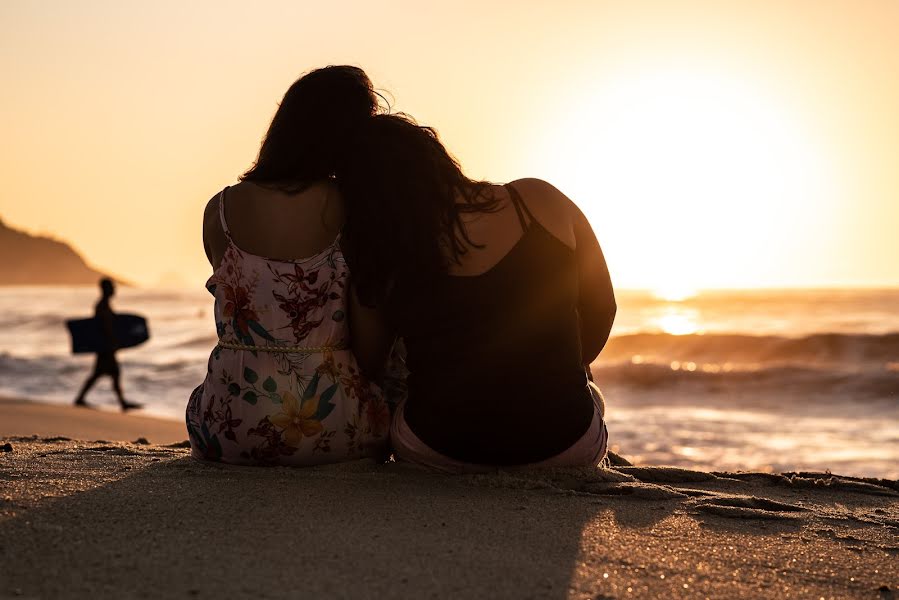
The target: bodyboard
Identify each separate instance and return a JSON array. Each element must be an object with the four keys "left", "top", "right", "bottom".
[{"left": 66, "top": 313, "right": 150, "bottom": 354}]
